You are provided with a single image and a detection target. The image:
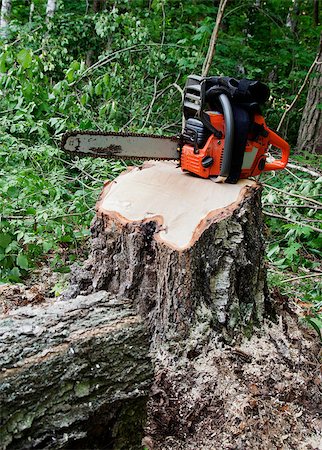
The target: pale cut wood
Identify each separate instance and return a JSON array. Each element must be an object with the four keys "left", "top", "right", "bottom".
[{"left": 97, "top": 161, "right": 255, "bottom": 249}]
